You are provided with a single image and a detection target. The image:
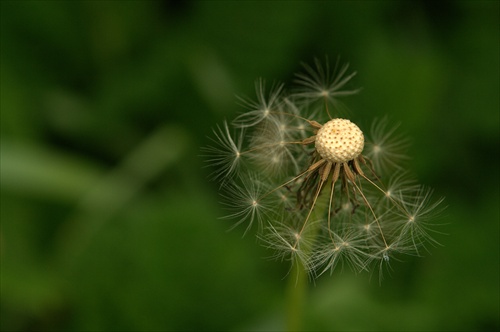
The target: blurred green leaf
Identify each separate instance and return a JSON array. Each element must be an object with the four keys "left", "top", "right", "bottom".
[{"left": 1, "top": 141, "right": 103, "bottom": 201}]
